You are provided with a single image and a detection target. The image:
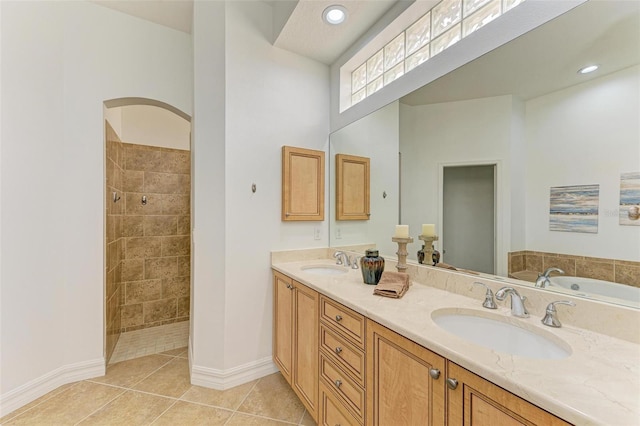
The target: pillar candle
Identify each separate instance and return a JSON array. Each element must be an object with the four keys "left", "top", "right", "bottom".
[
  {"left": 394, "top": 225, "right": 409, "bottom": 238},
  {"left": 421, "top": 224, "right": 435, "bottom": 237}
]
